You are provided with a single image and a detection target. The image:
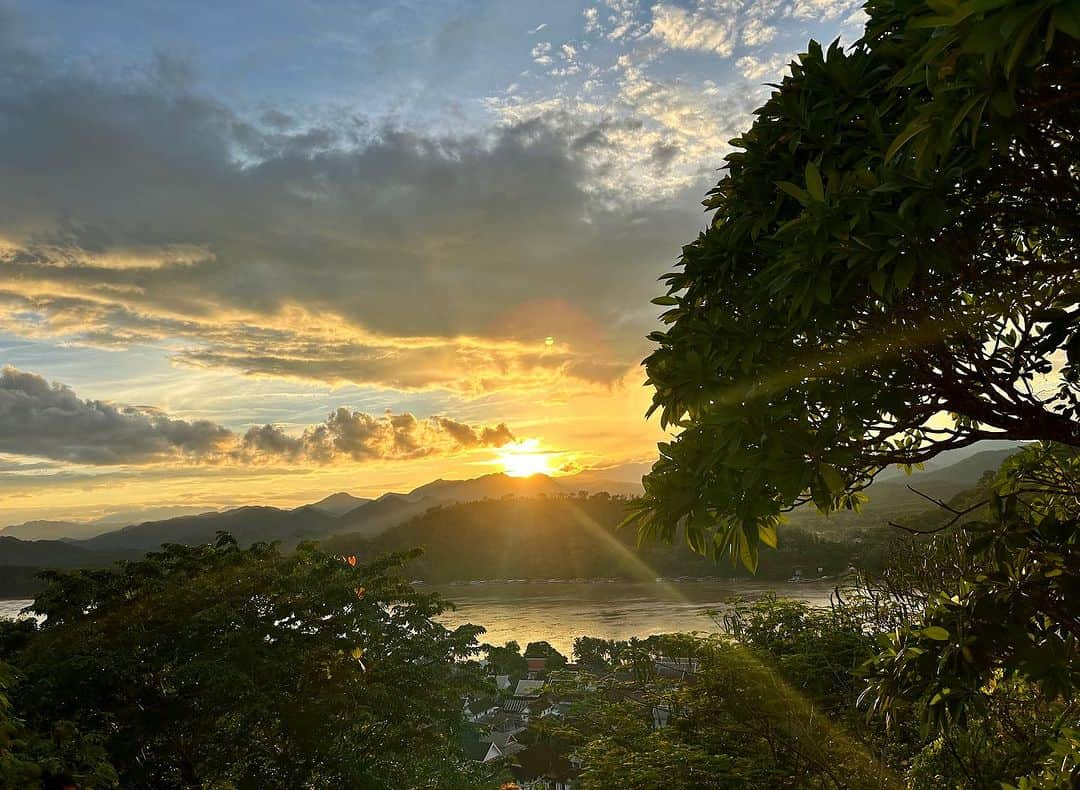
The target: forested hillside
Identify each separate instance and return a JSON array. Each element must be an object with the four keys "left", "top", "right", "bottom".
[{"left": 323, "top": 493, "right": 874, "bottom": 582}]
